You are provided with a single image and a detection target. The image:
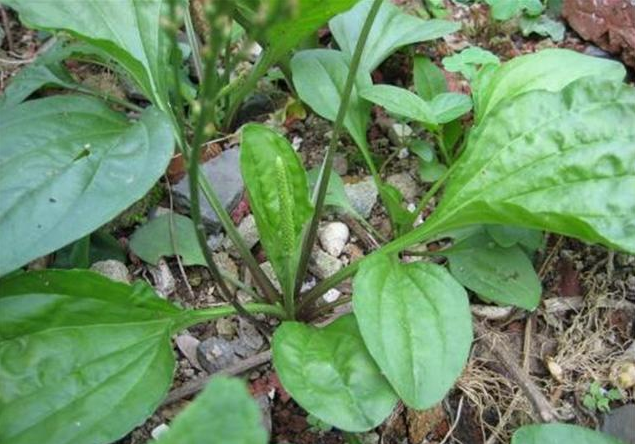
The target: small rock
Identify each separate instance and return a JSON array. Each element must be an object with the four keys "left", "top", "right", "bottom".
[
  {"left": 238, "top": 317, "right": 264, "bottom": 350},
  {"left": 150, "top": 423, "right": 170, "bottom": 440},
  {"left": 147, "top": 258, "right": 176, "bottom": 298},
  {"left": 318, "top": 222, "right": 350, "bottom": 257},
  {"left": 397, "top": 147, "right": 409, "bottom": 159},
  {"left": 343, "top": 243, "right": 364, "bottom": 262},
  {"left": 223, "top": 214, "right": 259, "bottom": 257},
  {"left": 216, "top": 317, "right": 237, "bottom": 338},
  {"left": 213, "top": 252, "right": 239, "bottom": 294},
  {"left": 173, "top": 149, "right": 244, "bottom": 234},
  {"left": 175, "top": 334, "right": 203, "bottom": 370},
  {"left": 344, "top": 177, "right": 378, "bottom": 218},
  {"left": 259, "top": 261, "right": 281, "bottom": 292},
  {"left": 291, "top": 136, "right": 303, "bottom": 151},
  {"left": 255, "top": 394, "right": 273, "bottom": 434},
  {"left": 386, "top": 172, "right": 419, "bottom": 202},
  {"left": 601, "top": 404, "right": 635, "bottom": 444},
  {"left": 323, "top": 288, "right": 341, "bottom": 303},
  {"left": 584, "top": 45, "right": 613, "bottom": 59},
  {"left": 388, "top": 123, "right": 413, "bottom": 146},
  {"left": 196, "top": 336, "right": 260, "bottom": 373},
  {"left": 90, "top": 260, "right": 130, "bottom": 283},
  {"left": 309, "top": 247, "right": 343, "bottom": 280},
  {"left": 333, "top": 153, "right": 348, "bottom": 175},
  {"left": 206, "top": 232, "right": 225, "bottom": 251},
  {"left": 470, "top": 304, "right": 514, "bottom": 320}
]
